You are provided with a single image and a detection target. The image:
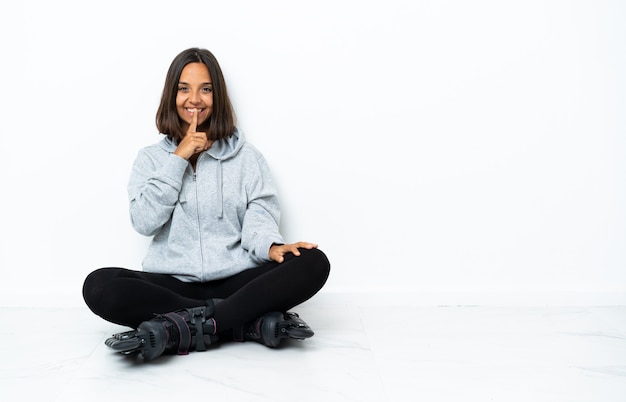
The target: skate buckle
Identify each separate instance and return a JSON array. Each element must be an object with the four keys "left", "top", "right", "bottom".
[{"left": 187, "top": 307, "right": 206, "bottom": 325}]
